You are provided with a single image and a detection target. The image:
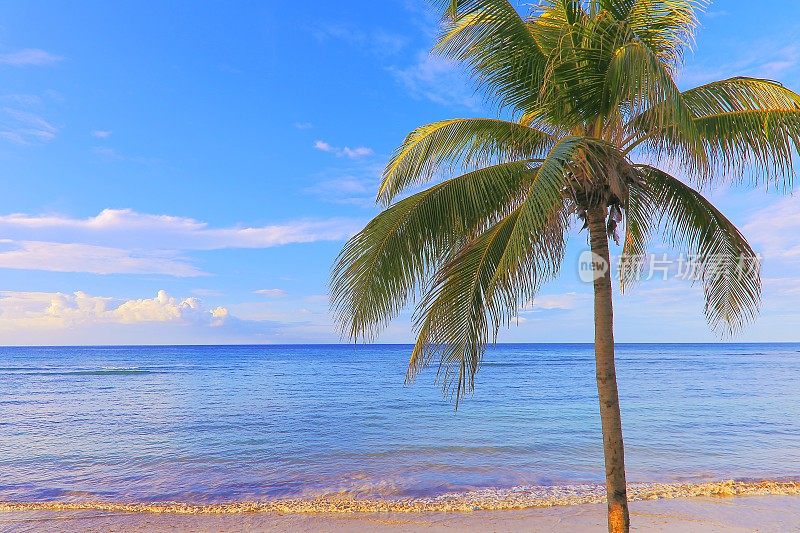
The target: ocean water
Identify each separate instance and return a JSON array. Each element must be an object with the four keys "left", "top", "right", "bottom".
[{"left": 1, "top": 343, "right": 799, "bottom": 504}]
